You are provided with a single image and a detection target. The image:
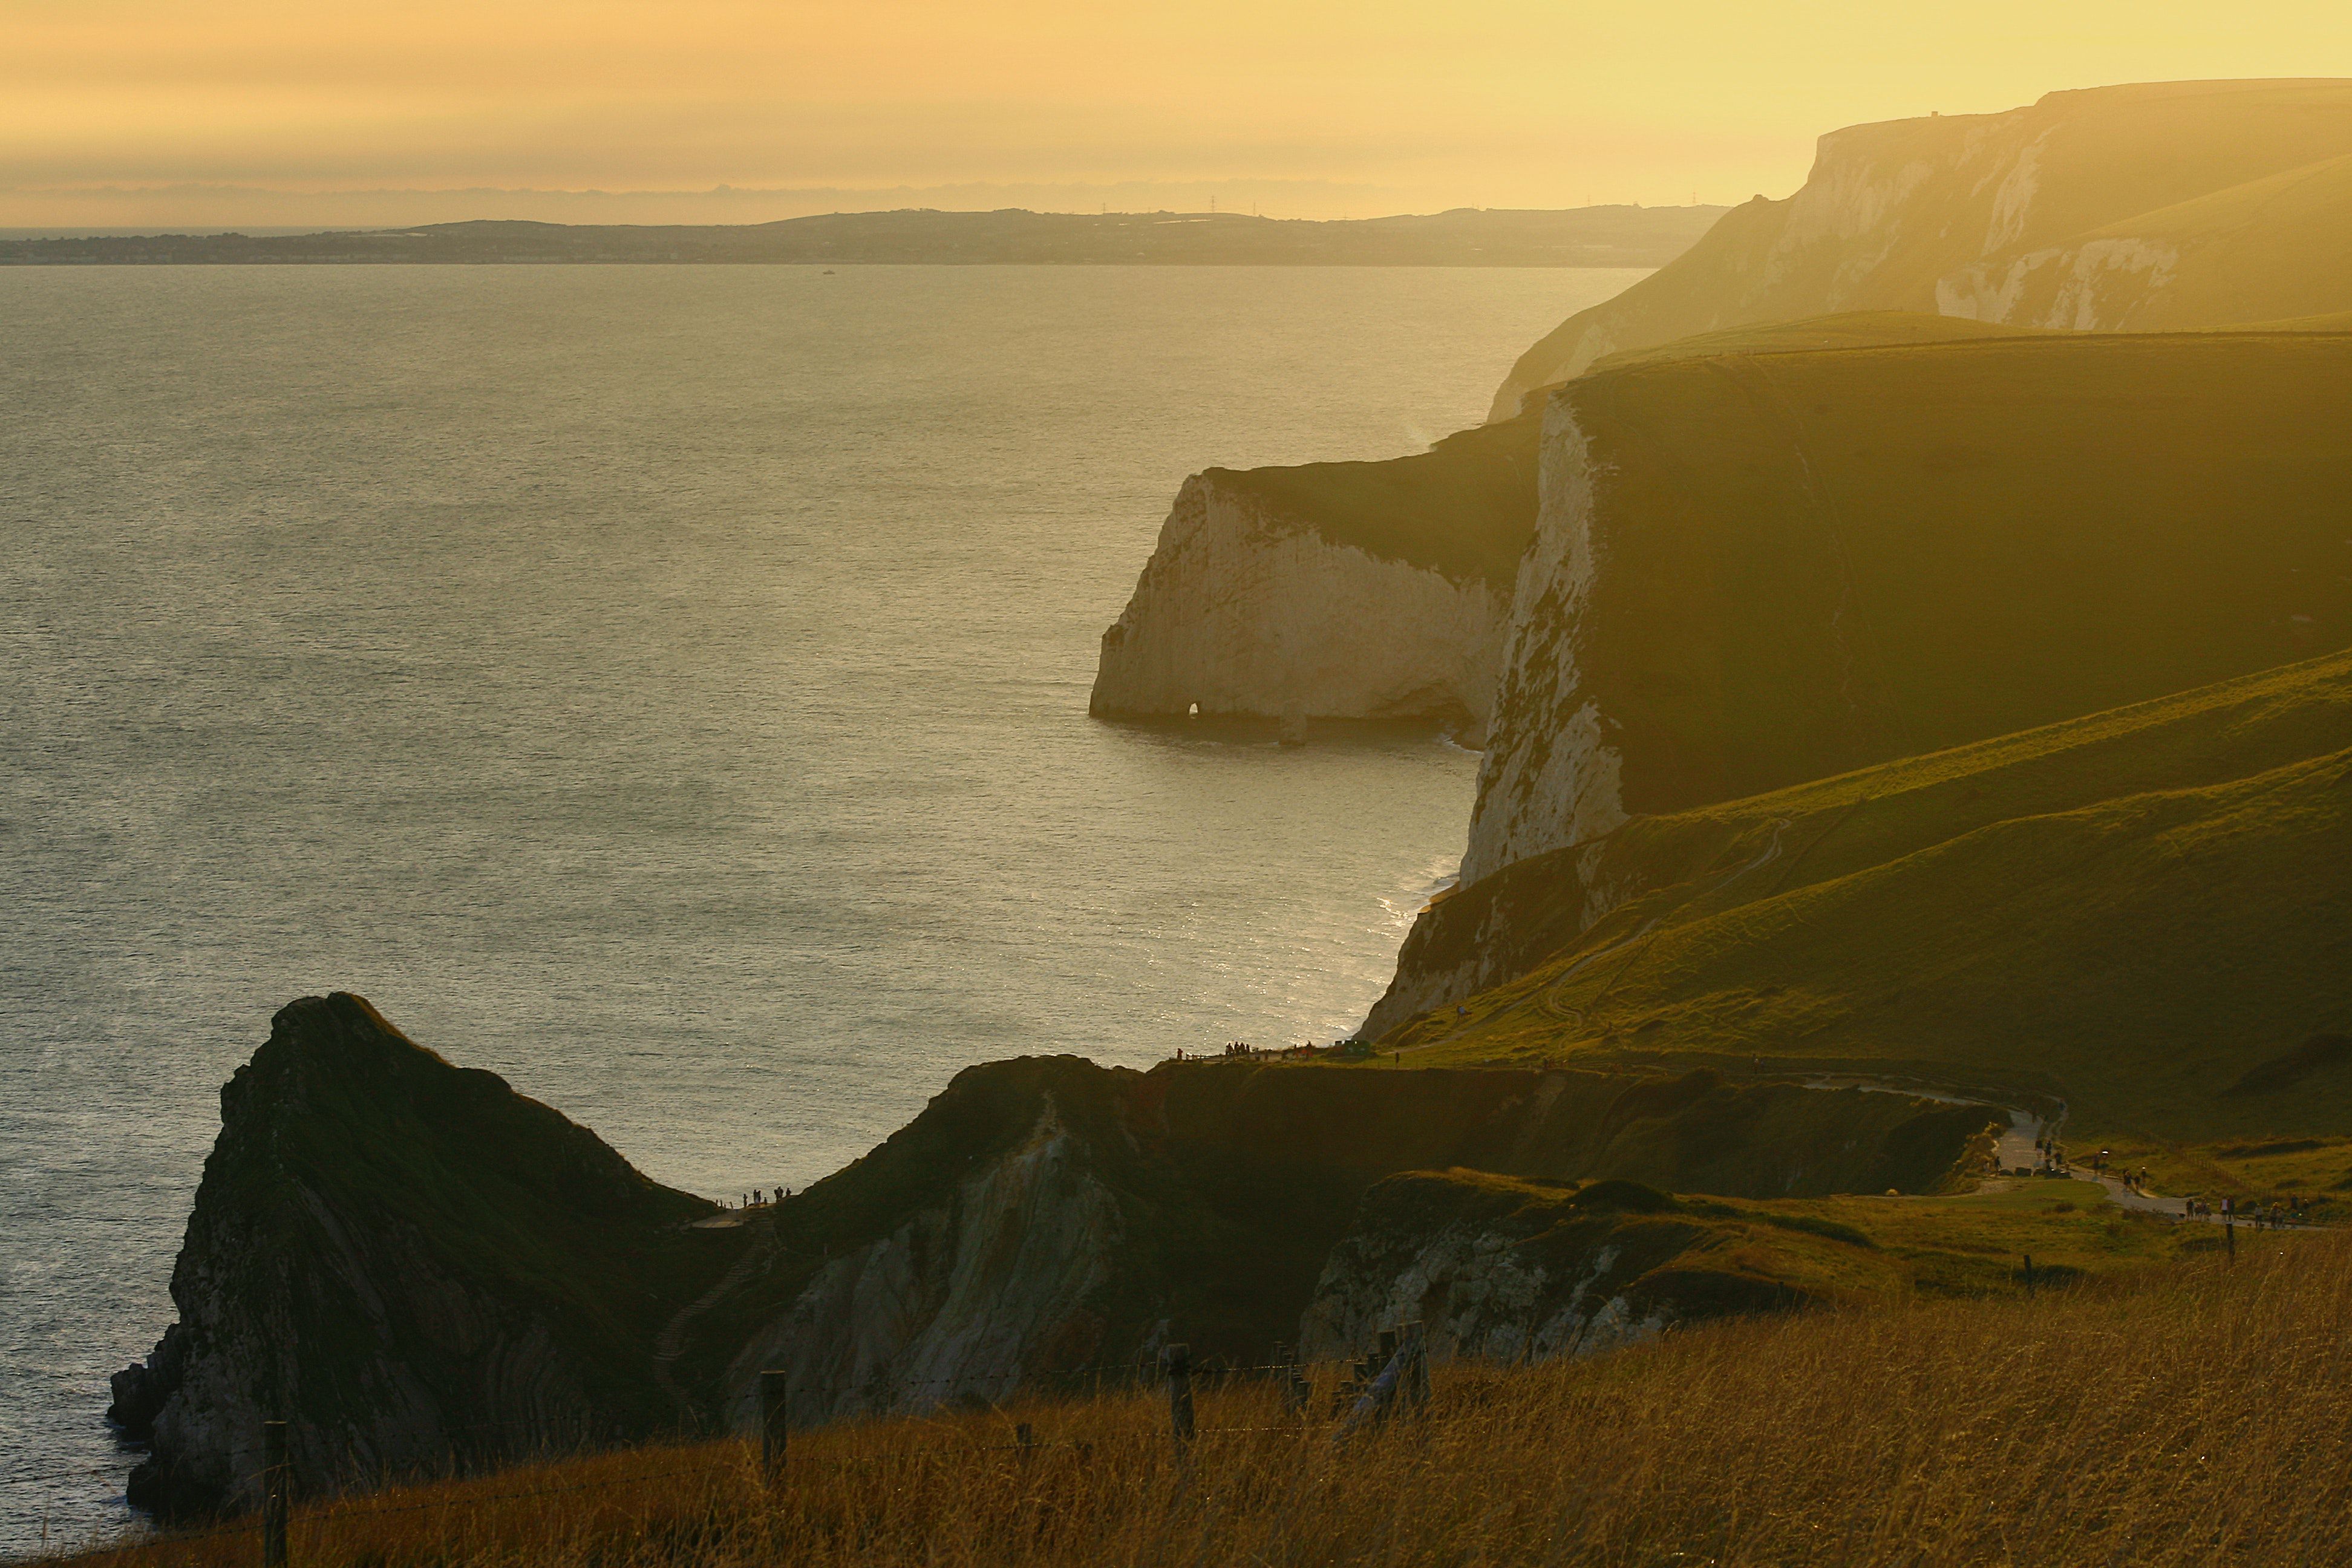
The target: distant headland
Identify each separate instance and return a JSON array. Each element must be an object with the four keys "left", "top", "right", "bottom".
[{"left": 0, "top": 204, "right": 1725, "bottom": 268}]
